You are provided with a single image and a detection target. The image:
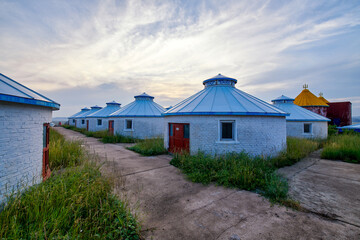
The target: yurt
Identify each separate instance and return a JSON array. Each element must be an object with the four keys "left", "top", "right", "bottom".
[
  {"left": 272, "top": 95, "right": 330, "bottom": 139},
  {"left": 294, "top": 84, "right": 328, "bottom": 117},
  {"left": 75, "top": 105, "right": 102, "bottom": 130},
  {"left": 163, "top": 74, "right": 288, "bottom": 156},
  {"left": 109, "top": 93, "right": 165, "bottom": 138},
  {"left": 0, "top": 73, "right": 60, "bottom": 203},
  {"left": 86, "top": 101, "right": 121, "bottom": 132},
  {"left": 68, "top": 107, "right": 90, "bottom": 126}
]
